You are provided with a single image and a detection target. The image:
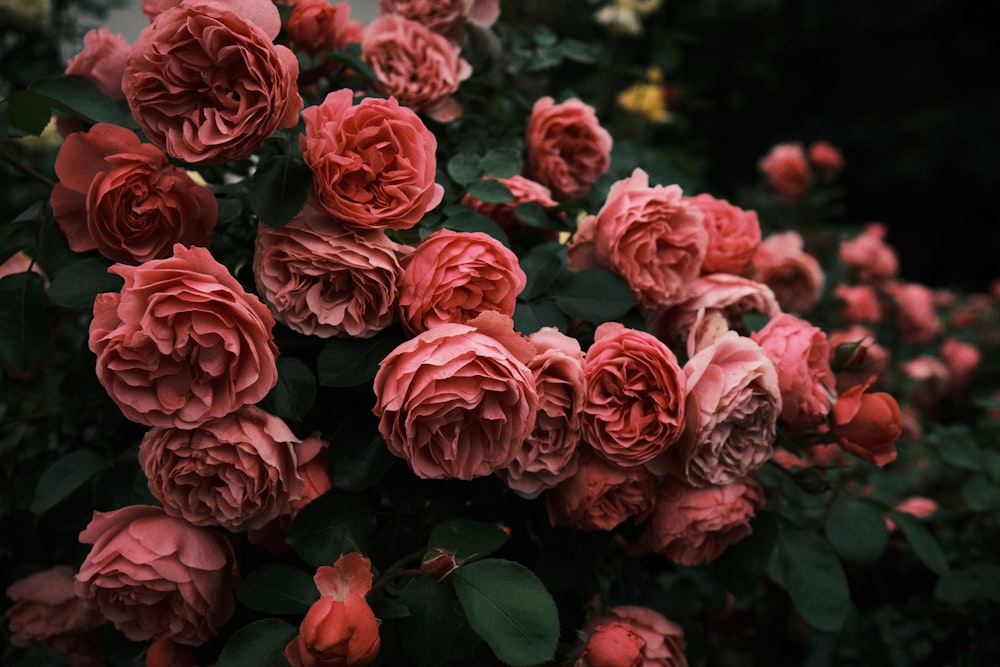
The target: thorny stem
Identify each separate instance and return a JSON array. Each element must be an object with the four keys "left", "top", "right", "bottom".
[{"left": 369, "top": 547, "right": 427, "bottom": 596}]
